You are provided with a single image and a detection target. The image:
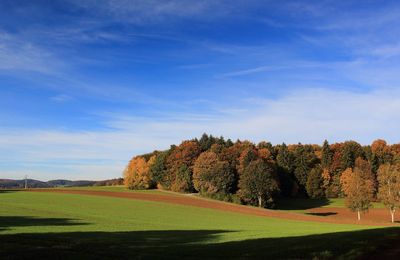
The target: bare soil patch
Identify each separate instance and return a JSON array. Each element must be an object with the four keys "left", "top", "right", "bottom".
[{"left": 28, "top": 189, "right": 399, "bottom": 226}]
